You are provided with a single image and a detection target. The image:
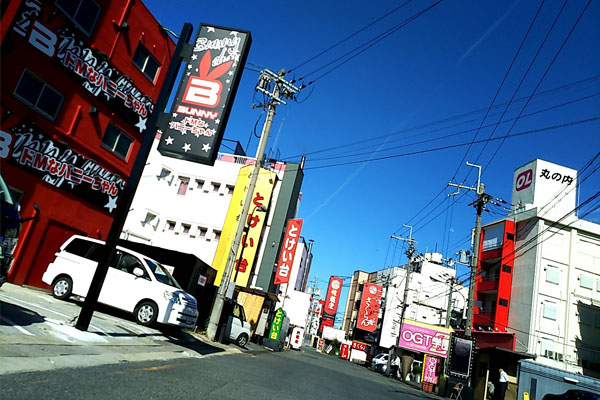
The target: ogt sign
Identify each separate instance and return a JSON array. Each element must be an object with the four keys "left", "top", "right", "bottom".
[{"left": 397, "top": 320, "right": 452, "bottom": 358}]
